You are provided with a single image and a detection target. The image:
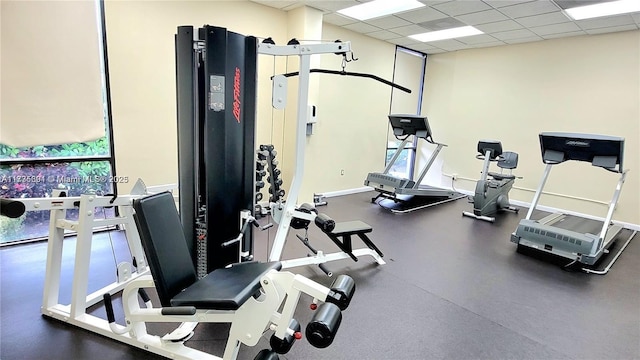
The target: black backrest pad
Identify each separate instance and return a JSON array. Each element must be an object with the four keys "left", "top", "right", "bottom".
[{"left": 133, "top": 192, "right": 197, "bottom": 307}]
